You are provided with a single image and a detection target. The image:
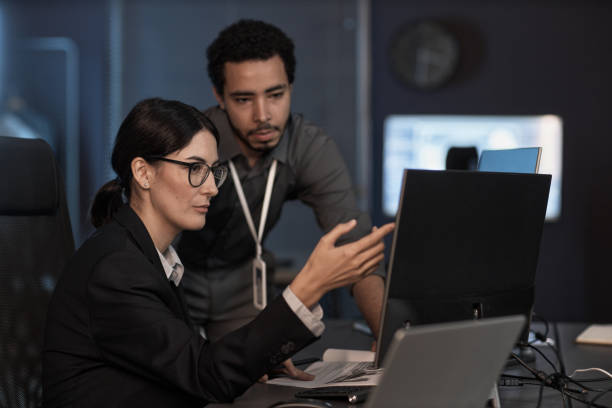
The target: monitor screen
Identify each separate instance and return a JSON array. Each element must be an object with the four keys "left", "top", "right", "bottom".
[
  {"left": 375, "top": 169, "right": 551, "bottom": 367},
  {"left": 382, "top": 115, "right": 562, "bottom": 220},
  {"left": 478, "top": 147, "right": 541, "bottom": 173}
]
